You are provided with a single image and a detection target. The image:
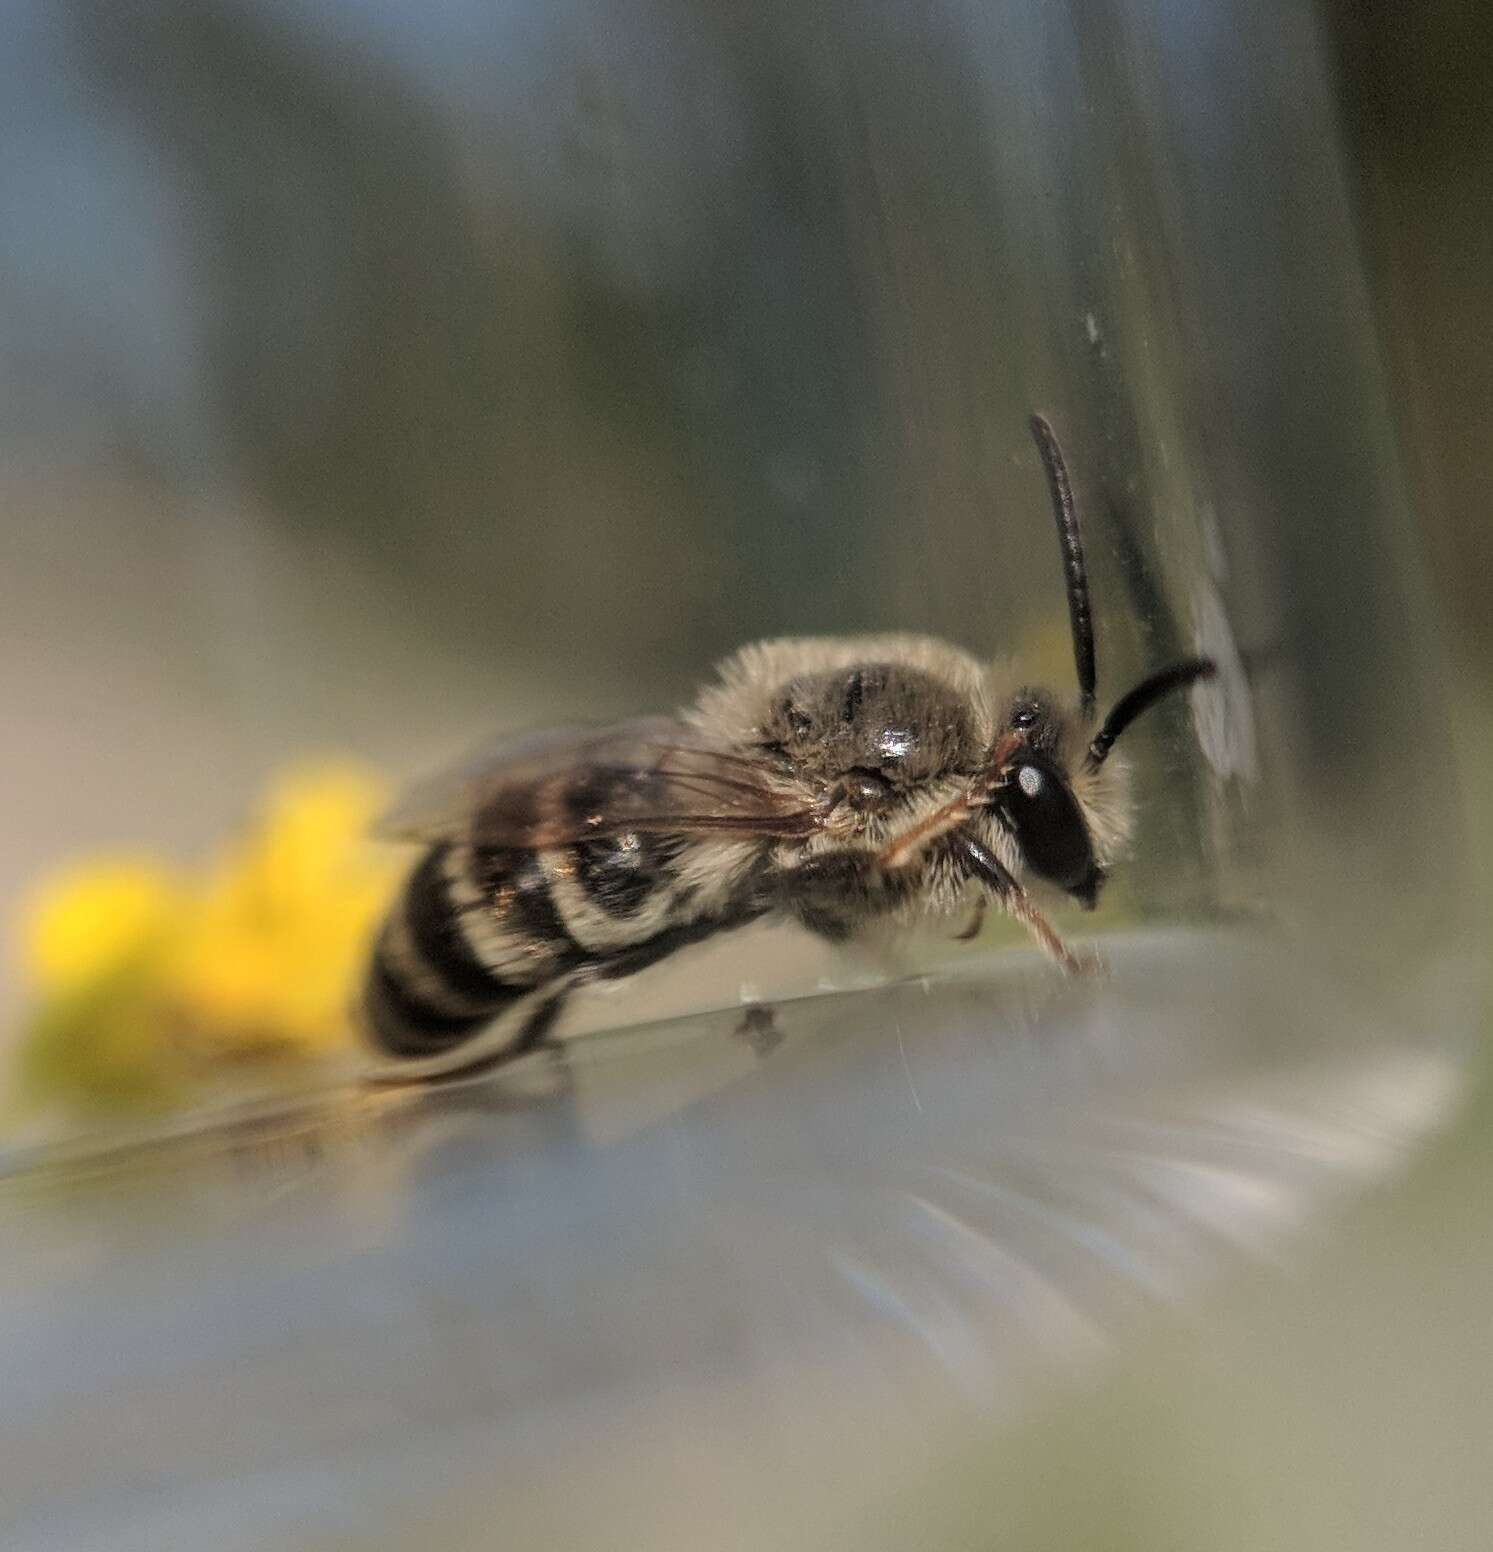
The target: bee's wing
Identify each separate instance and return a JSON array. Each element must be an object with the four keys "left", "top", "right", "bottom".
[{"left": 377, "top": 717, "right": 822, "bottom": 849}]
